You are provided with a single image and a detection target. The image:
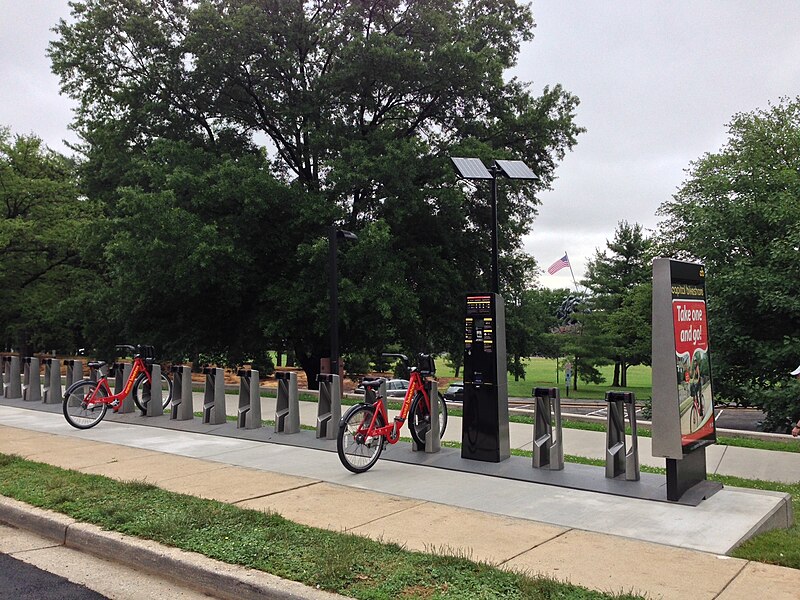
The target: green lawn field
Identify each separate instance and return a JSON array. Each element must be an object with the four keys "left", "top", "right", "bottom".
[{"left": 436, "top": 357, "right": 653, "bottom": 401}]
